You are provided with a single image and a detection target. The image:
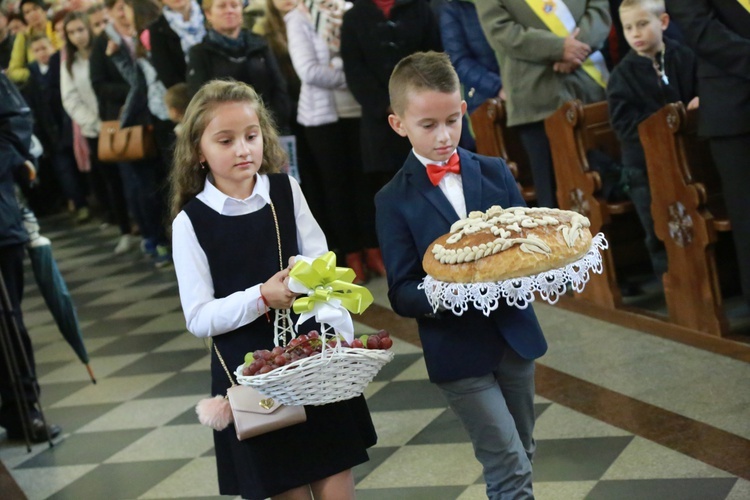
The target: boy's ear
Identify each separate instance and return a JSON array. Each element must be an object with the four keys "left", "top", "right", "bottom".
[
  {"left": 660, "top": 12, "right": 670, "bottom": 31},
  {"left": 461, "top": 100, "right": 467, "bottom": 116},
  {"left": 388, "top": 113, "right": 408, "bottom": 138}
]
